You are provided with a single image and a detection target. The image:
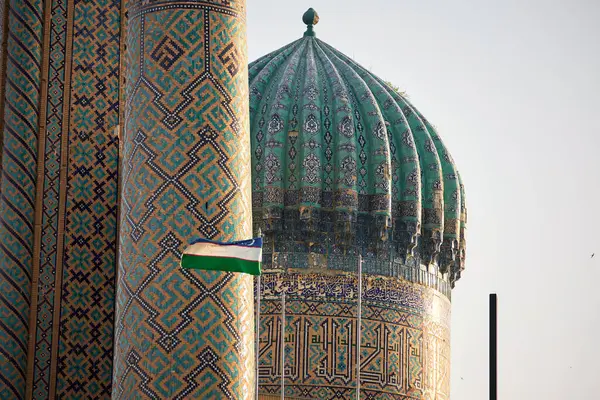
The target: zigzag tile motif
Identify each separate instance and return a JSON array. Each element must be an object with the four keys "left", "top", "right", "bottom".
[
  {"left": 113, "top": 1, "right": 254, "bottom": 398},
  {"left": 0, "top": 0, "right": 44, "bottom": 398},
  {"left": 0, "top": 0, "right": 6, "bottom": 180}
]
